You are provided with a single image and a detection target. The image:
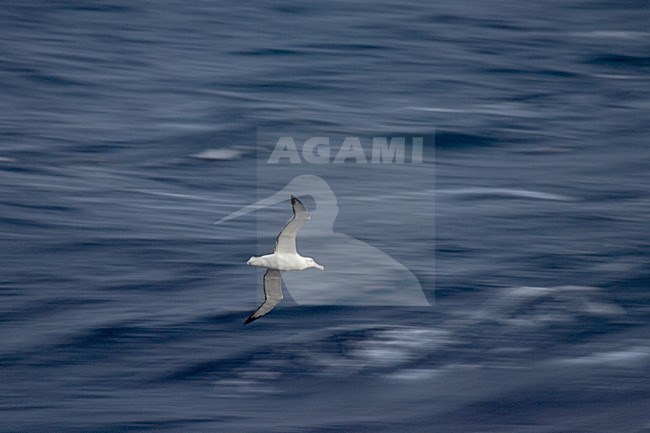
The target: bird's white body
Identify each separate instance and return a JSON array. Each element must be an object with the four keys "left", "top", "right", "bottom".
[{"left": 247, "top": 254, "right": 323, "bottom": 271}]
